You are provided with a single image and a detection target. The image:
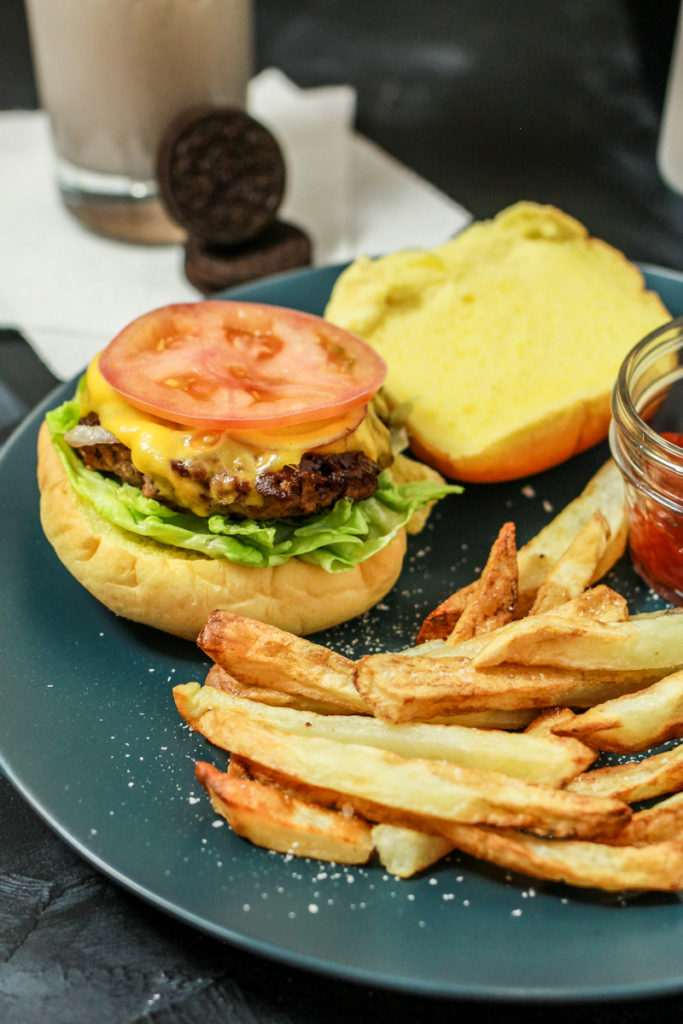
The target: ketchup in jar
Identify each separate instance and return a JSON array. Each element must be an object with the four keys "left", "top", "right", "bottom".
[{"left": 610, "top": 317, "right": 683, "bottom": 605}]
